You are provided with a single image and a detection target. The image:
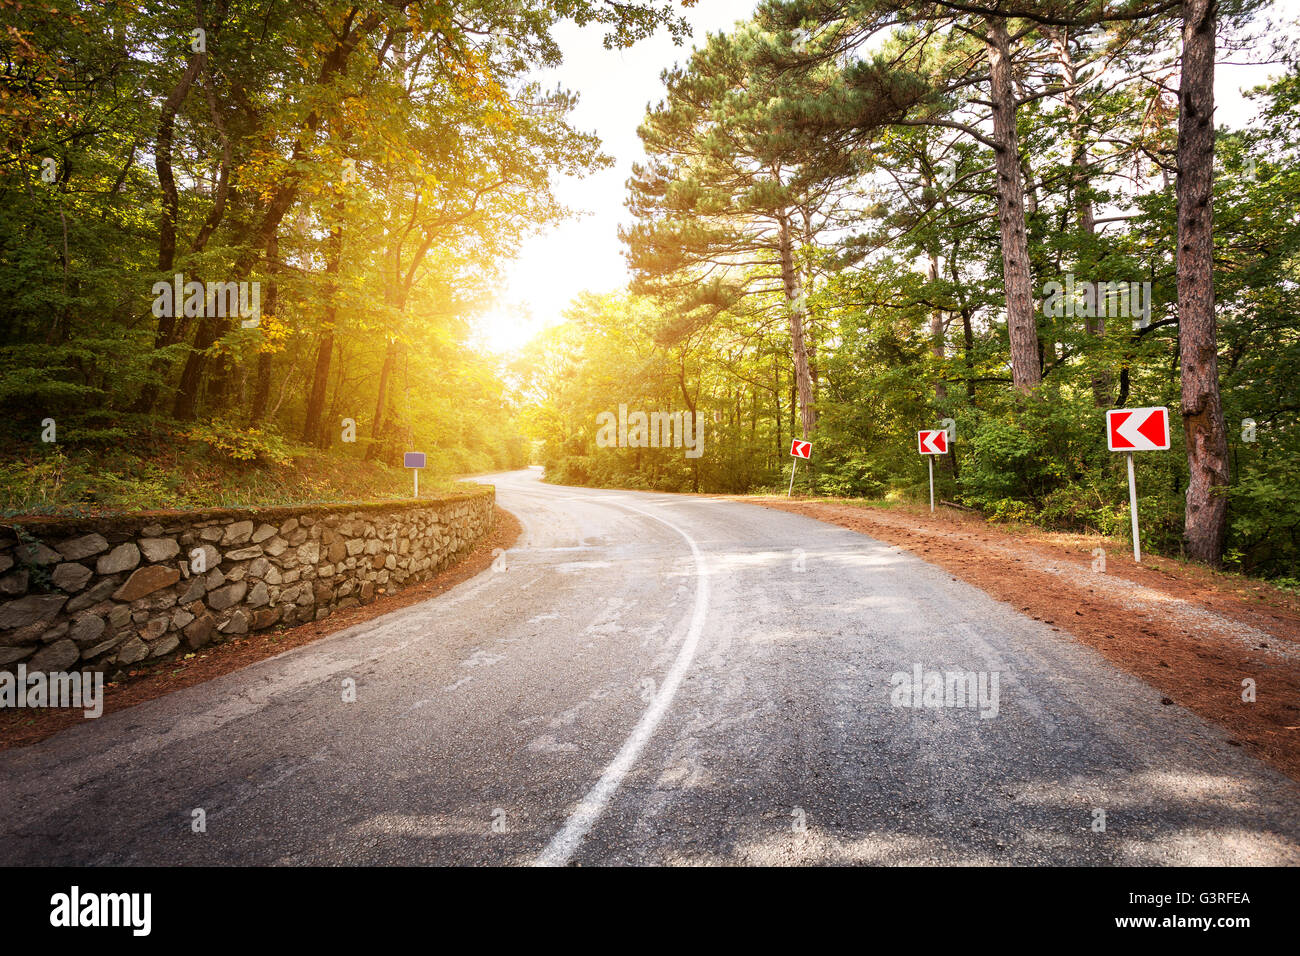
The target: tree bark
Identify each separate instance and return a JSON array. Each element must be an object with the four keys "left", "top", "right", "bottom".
[
  {"left": 928, "top": 247, "right": 947, "bottom": 402},
  {"left": 962, "top": 306, "right": 976, "bottom": 403},
  {"left": 190, "top": 65, "right": 233, "bottom": 255},
  {"left": 367, "top": 340, "right": 399, "bottom": 462},
  {"left": 949, "top": 239, "right": 978, "bottom": 405},
  {"left": 778, "top": 211, "right": 817, "bottom": 439},
  {"left": 302, "top": 219, "right": 343, "bottom": 445},
  {"left": 1050, "top": 26, "right": 1113, "bottom": 407},
  {"left": 132, "top": 53, "right": 203, "bottom": 414},
  {"left": 773, "top": 351, "right": 783, "bottom": 464},
  {"left": 985, "top": 16, "right": 1042, "bottom": 393},
  {"left": 249, "top": 234, "right": 278, "bottom": 423},
  {"left": 1177, "top": 0, "right": 1229, "bottom": 566},
  {"left": 302, "top": 335, "right": 335, "bottom": 446},
  {"left": 155, "top": 54, "right": 204, "bottom": 276}
]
